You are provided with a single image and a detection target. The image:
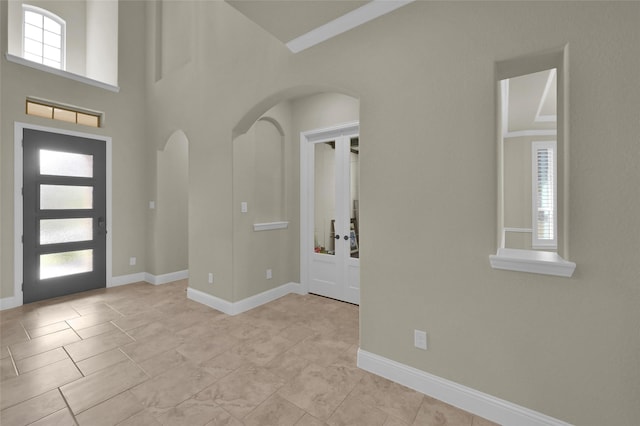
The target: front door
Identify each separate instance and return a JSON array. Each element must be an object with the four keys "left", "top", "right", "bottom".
[
  {"left": 302, "top": 123, "right": 360, "bottom": 304},
  {"left": 23, "top": 128, "right": 107, "bottom": 303}
]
